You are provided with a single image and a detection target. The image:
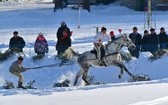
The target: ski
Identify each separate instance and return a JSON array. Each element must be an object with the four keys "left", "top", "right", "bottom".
[{"left": 2, "top": 80, "right": 37, "bottom": 90}]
